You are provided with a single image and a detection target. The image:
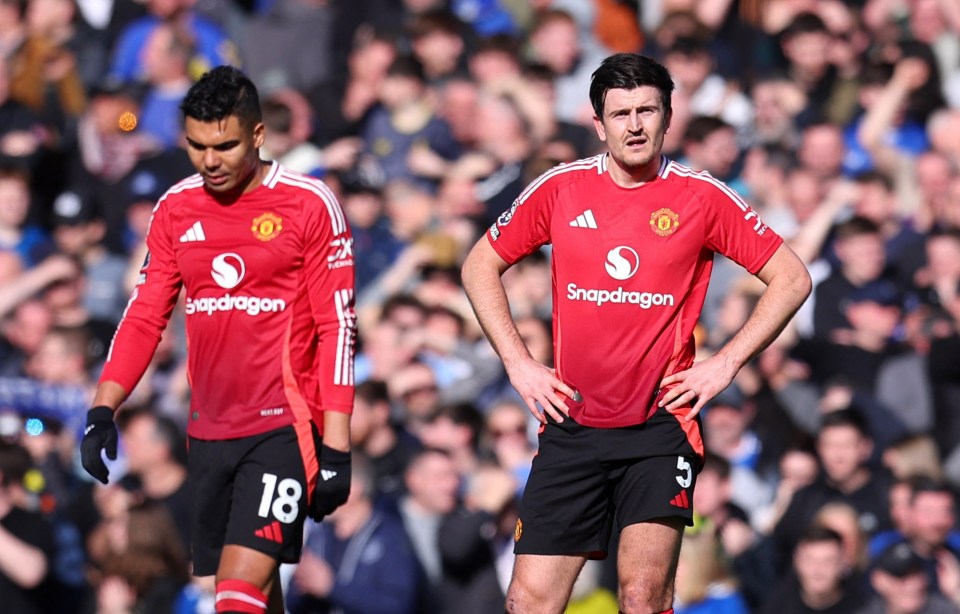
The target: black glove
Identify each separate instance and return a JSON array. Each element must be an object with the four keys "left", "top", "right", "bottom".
[
  {"left": 309, "top": 444, "right": 351, "bottom": 521},
  {"left": 80, "top": 406, "right": 118, "bottom": 484}
]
